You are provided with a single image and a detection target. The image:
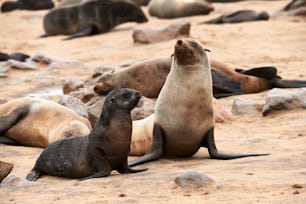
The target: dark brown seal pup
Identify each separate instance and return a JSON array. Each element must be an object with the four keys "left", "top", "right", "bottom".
[
  {"left": 203, "top": 10, "right": 269, "bottom": 24},
  {"left": 1, "top": 0, "right": 54, "bottom": 12},
  {"left": 26, "top": 88, "right": 147, "bottom": 181},
  {"left": 0, "top": 97, "right": 91, "bottom": 147},
  {"left": 129, "top": 38, "right": 269, "bottom": 166},
  {"left": 42, "top": 0, "right": 148, "bottom": 40},
  {"left": 148, "top": 0, "right": 214, "bottom": 19}
]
